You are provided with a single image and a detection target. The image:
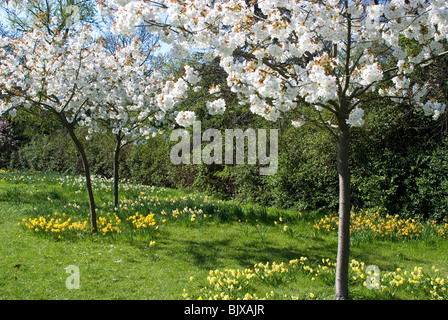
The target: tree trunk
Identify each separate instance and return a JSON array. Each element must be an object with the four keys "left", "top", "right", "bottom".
[
  {"left": 60, "top": 115, "right": 98, "bottom": 233},
  {"left": 113, "top": 137, "right": 121, "bottom": 209},
  {"left": 334, "top": 108, "right": 351, "bottom": 300}
]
